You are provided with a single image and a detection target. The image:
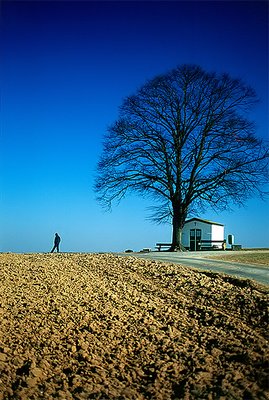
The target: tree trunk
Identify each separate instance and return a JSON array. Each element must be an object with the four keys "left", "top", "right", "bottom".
[{"left": 170, "top": 207, "right": 186, "bottom": 251}]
